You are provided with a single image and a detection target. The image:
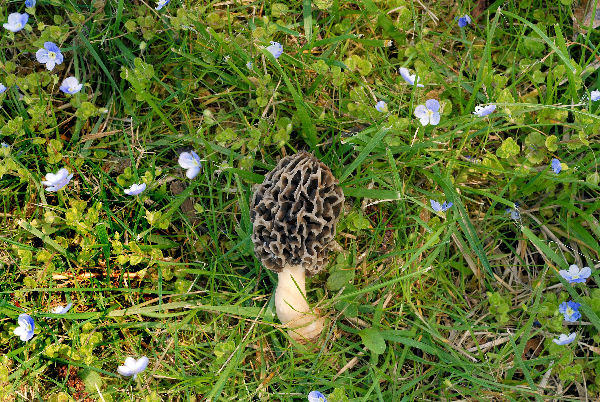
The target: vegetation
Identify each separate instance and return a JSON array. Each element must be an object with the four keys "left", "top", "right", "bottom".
[{"left": 1, "top": 0, "right": 599, "bottom": 400}]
